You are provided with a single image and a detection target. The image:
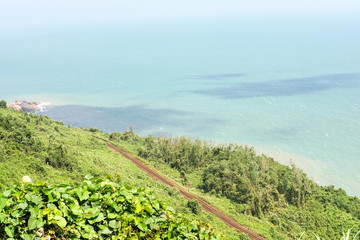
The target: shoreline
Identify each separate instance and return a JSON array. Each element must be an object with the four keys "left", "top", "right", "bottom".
[
  {"left": 30, "top": 101, "right": 358, "bottom": 197},
  {"left": 7, "top": 100, "right": 49, "bottom": 113}
]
